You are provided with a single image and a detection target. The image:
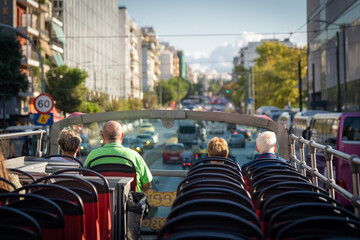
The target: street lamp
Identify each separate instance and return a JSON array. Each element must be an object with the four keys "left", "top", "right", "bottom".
[{"left": 316, "top": 19, "right": 350, "bottom": 111}]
